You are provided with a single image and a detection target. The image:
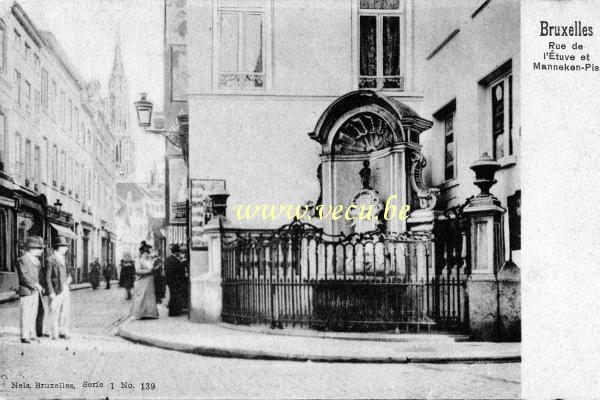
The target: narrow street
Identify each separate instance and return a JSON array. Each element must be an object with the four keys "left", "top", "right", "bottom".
[{"left": 0, "top": 286, "right": 520, "bottom": 399}]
